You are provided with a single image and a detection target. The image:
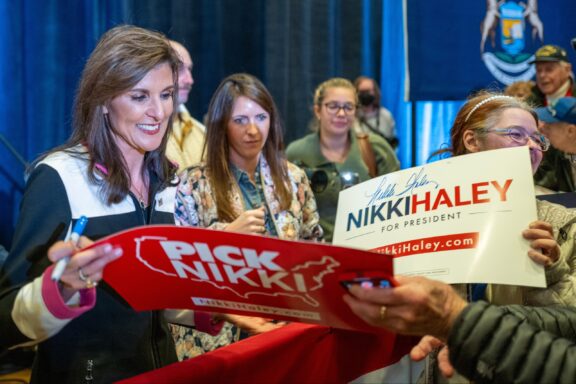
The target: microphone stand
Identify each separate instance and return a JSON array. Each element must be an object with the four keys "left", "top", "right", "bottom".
[{"left": 0, "top": 133, "right": 29, "bottom": 169}]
